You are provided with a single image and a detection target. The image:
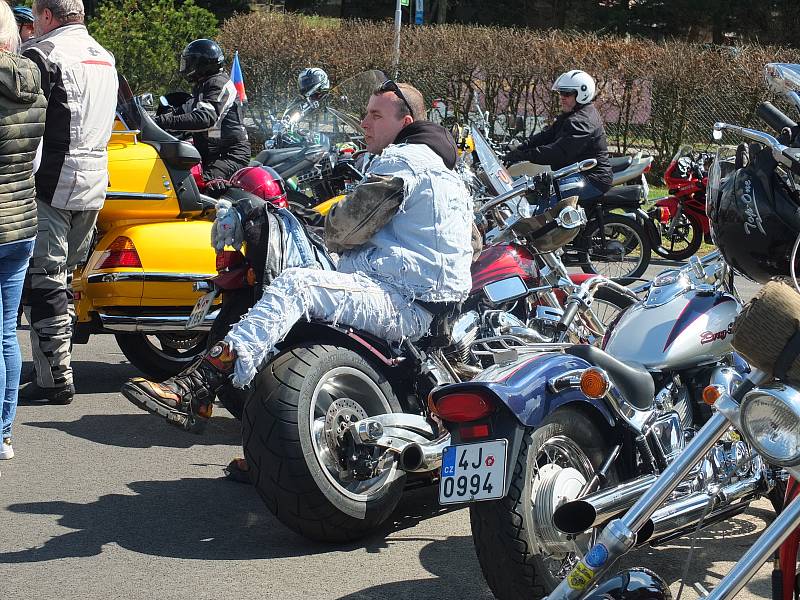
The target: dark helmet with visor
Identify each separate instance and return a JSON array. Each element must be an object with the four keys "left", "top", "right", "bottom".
[{"left": 179, "top": 39, "right": 225, "bottom": 82}]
